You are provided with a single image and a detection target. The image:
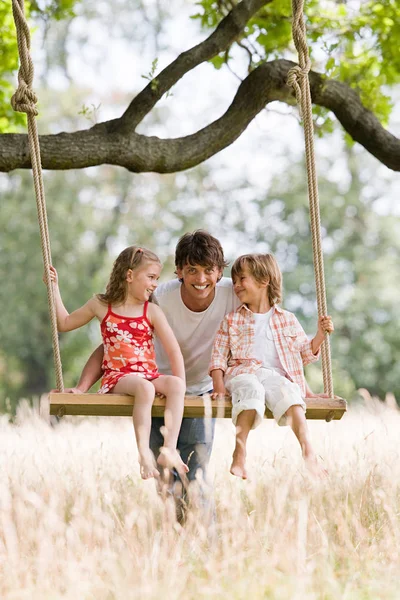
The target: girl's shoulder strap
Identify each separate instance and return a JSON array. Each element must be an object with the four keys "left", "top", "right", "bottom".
[
  {"left": 100, "top": 303, "right": 113, "bottom": 326},
  {"left": 143, "top": 301, "right": 149, "bottom": 319}
]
